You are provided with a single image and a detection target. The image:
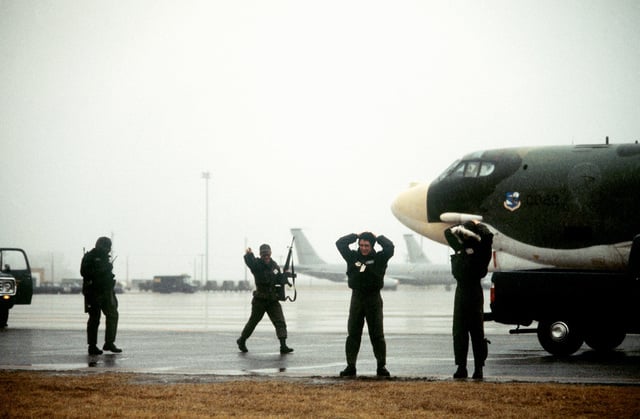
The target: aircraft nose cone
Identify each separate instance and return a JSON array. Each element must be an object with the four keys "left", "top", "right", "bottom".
[{"left": 391, "top": 182, "right": 429, "bottom": 235}]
